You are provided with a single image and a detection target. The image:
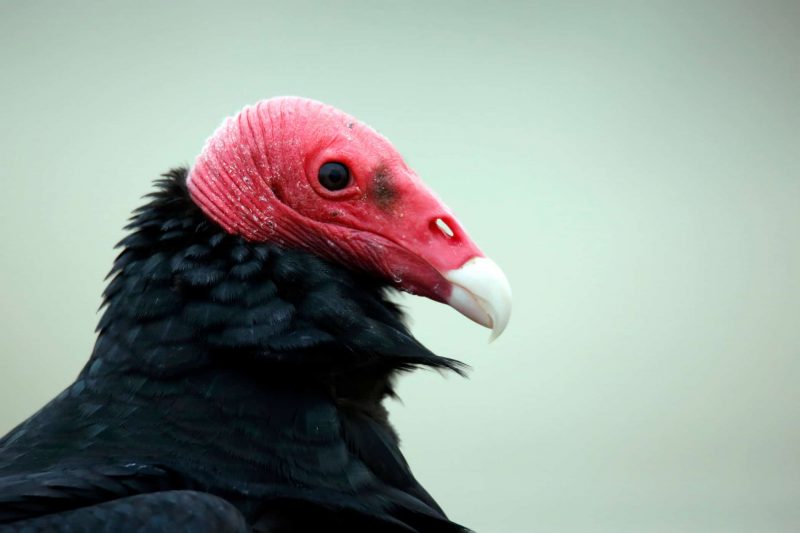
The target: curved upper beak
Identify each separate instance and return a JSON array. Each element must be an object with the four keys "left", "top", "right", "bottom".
[
  {"left": 443, "top": 257, "right": 512, "bottom": 341},
  {"left": 367, "top": 172, "right": 512, "bottom": 340}
]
